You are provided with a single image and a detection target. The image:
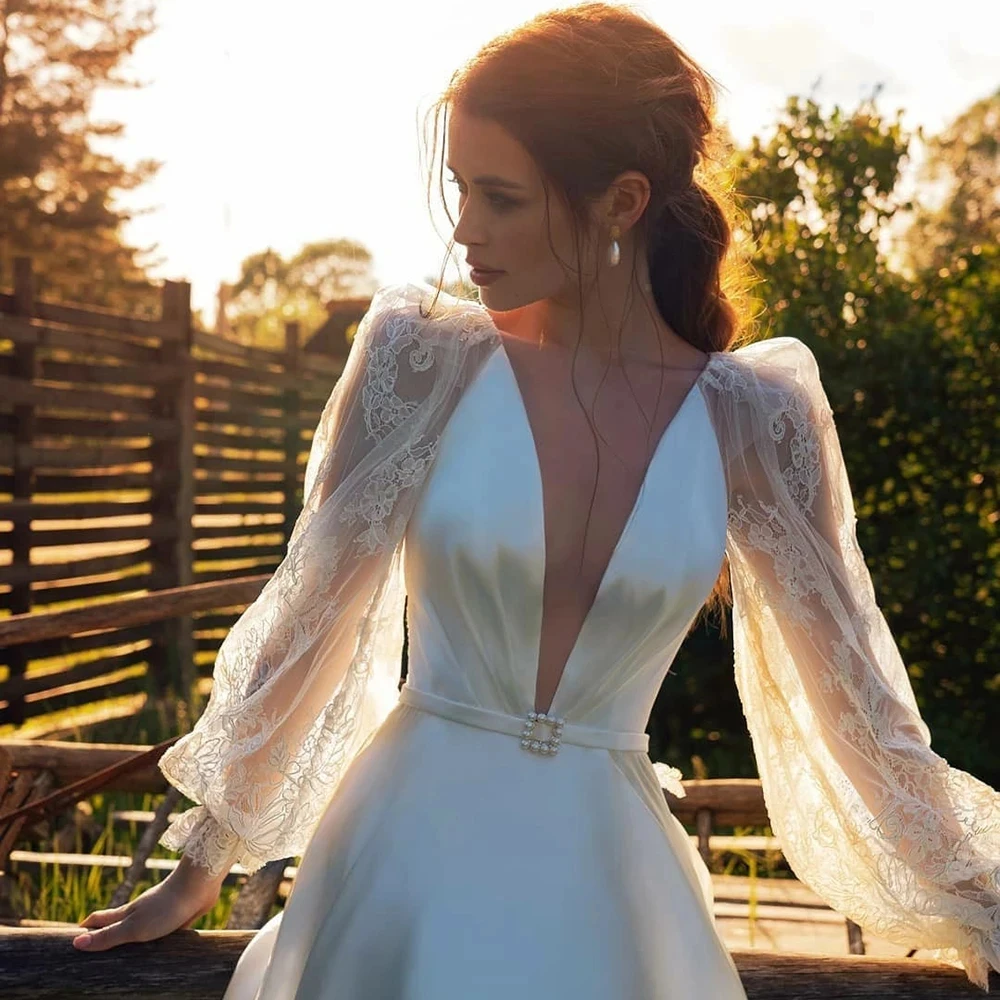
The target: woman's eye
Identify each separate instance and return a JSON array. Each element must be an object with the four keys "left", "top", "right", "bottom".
[
  {"left": 486, "top": 193, "right": 516, "bottom": 210},
  {"left": 447, "top": 177, "right": 516, "bottom": 211}
]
